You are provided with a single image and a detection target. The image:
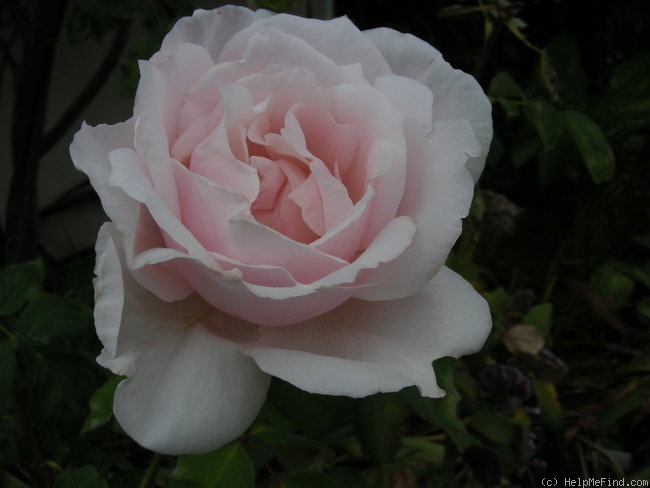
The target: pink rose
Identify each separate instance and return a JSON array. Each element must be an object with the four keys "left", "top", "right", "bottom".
[{"left": 71, "top": 5, "right": 492, "bottom": 454}]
